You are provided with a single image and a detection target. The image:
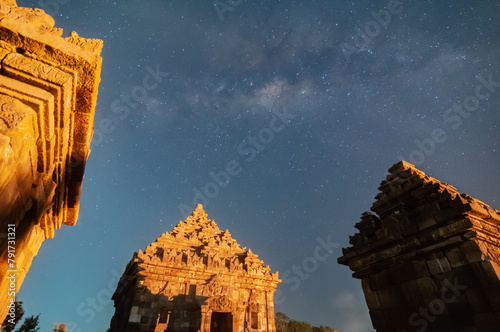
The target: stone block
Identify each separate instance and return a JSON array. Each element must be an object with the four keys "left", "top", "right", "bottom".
[
  {"left": 15, "top": 152, "right": 34, "bottom": 199},
  {"left": 368, "top": 309, "right": 386, "bottom": 331},
  {"left": 0, "top": 134, "right": 15, "bottom": 193},
  {"left": 481, "top": 284, "right": 500, "bottom": 311},
  {"left": 417, "top": 215, "right": 437, "bottom": 231},
  {"left": 460, "top": 241, "right": 483, "bottom": 263},
  {"left": 377, "top": 286, "right": 403, "bottom": 308},
  {"left": 444, "top": 247, "right": 467, "bottom": 268},
  {"left": 362, "top": 279, "right": 381, "bottom": 310},
  {"left": 400, "top": 280, "right": 425, "bottom": 307},
  {"left": 465, "top": 288, "right": 490, "bottom": 312},
  {"left": 426, "top": 257, "right": 452, "bottom": 275},
  {"left": 437, "top": 217, "right": 473, "bottom": 237},
  {"left": 389, "top": 261, "right": 429, "bottom": 284},
  {"left": 0, "top": 171, "right": 21, "bottom": 220},
  {"left": 469, "top": 261, "right": 500, "bottom": 284},
  {"left": 368, "top": 270, "right": 392, "bottom": 291},
  {"left": 473, "top": 312, "right": 500, "bottom": 332},
  {"left": 416, "top": 277, "right": 438, "bottom": 303}
]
